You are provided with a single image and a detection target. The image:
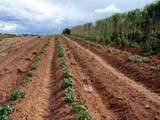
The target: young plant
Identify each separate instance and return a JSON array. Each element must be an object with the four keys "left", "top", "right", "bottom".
[
  {"left": 77, "top": 110, "right": 94, "bottom": 120},
  {"left": 10, "top": 90, "right": 26, "bottom": 100},
  {"left": 62, "top": 69, "right": 72, "bottom": 79},
  {"left": 156, "top": 64, "right": 160, "bottom": 73},
  {"left": 0, "top": 104, "right": 14, "bottom": 120},
  {"left": 71, "top": 101, "right": 85, "bottom": 113},
  {"left": 128, "top": 55, "right": 151, "bottom": 63},
  {"left": 61, "top": 78, "right": 74, "bottom": 88},
  {"left": 64, "top": 87, "right": 75, "bottom": 103}
]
